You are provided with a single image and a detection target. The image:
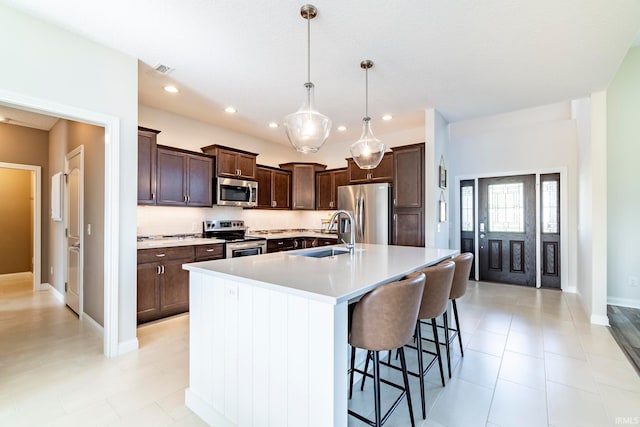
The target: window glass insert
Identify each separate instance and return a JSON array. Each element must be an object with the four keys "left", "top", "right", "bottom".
[
  {"left": 461, "top": 186, "right": 474, "bottom": 232},
  {"left": 488, "top": 182, "right": 524, "bottom": 232}
]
